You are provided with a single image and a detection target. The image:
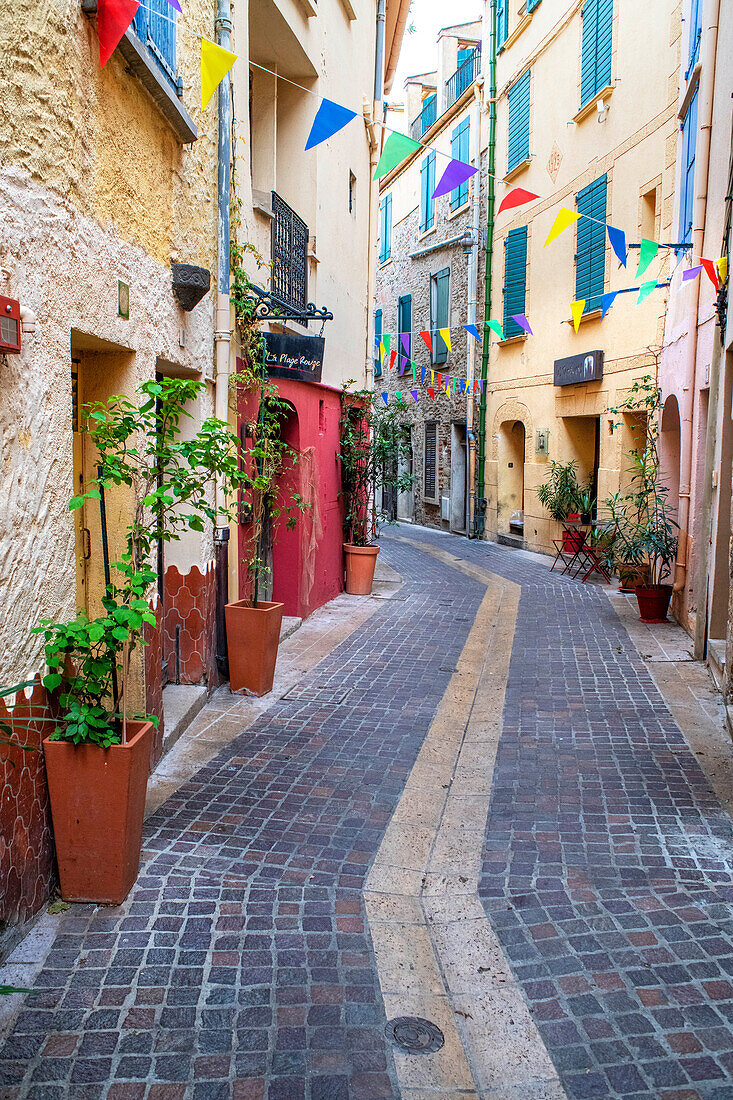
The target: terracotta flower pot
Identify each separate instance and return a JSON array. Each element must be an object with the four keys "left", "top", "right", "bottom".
[
  {"left": 635, "top": 584, "right": 673, "bottom": 623},
  {"left": 618, "top": 562, "right": 651, "bottom": 593},
  {"left": 343, "top": 543, "right": 380, "bottom": 595},
  {"left": 43, "top": 720, "right": 152, "bottom": 904},
  {"left": 225, "top": 599, "right": 284, "bottom": 696}
]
